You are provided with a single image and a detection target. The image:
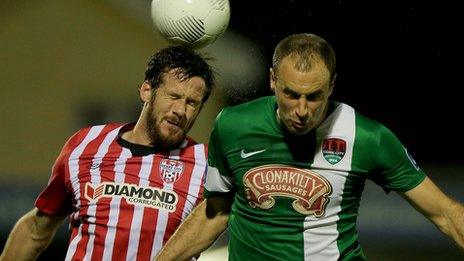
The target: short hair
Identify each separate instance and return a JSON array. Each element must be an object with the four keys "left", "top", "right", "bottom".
[
  {"left": 272, "top": 33, "right": 336, "bottom": 81},
  {"left": 144, "top": 45, "right": 216, "bottom": 103}
]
